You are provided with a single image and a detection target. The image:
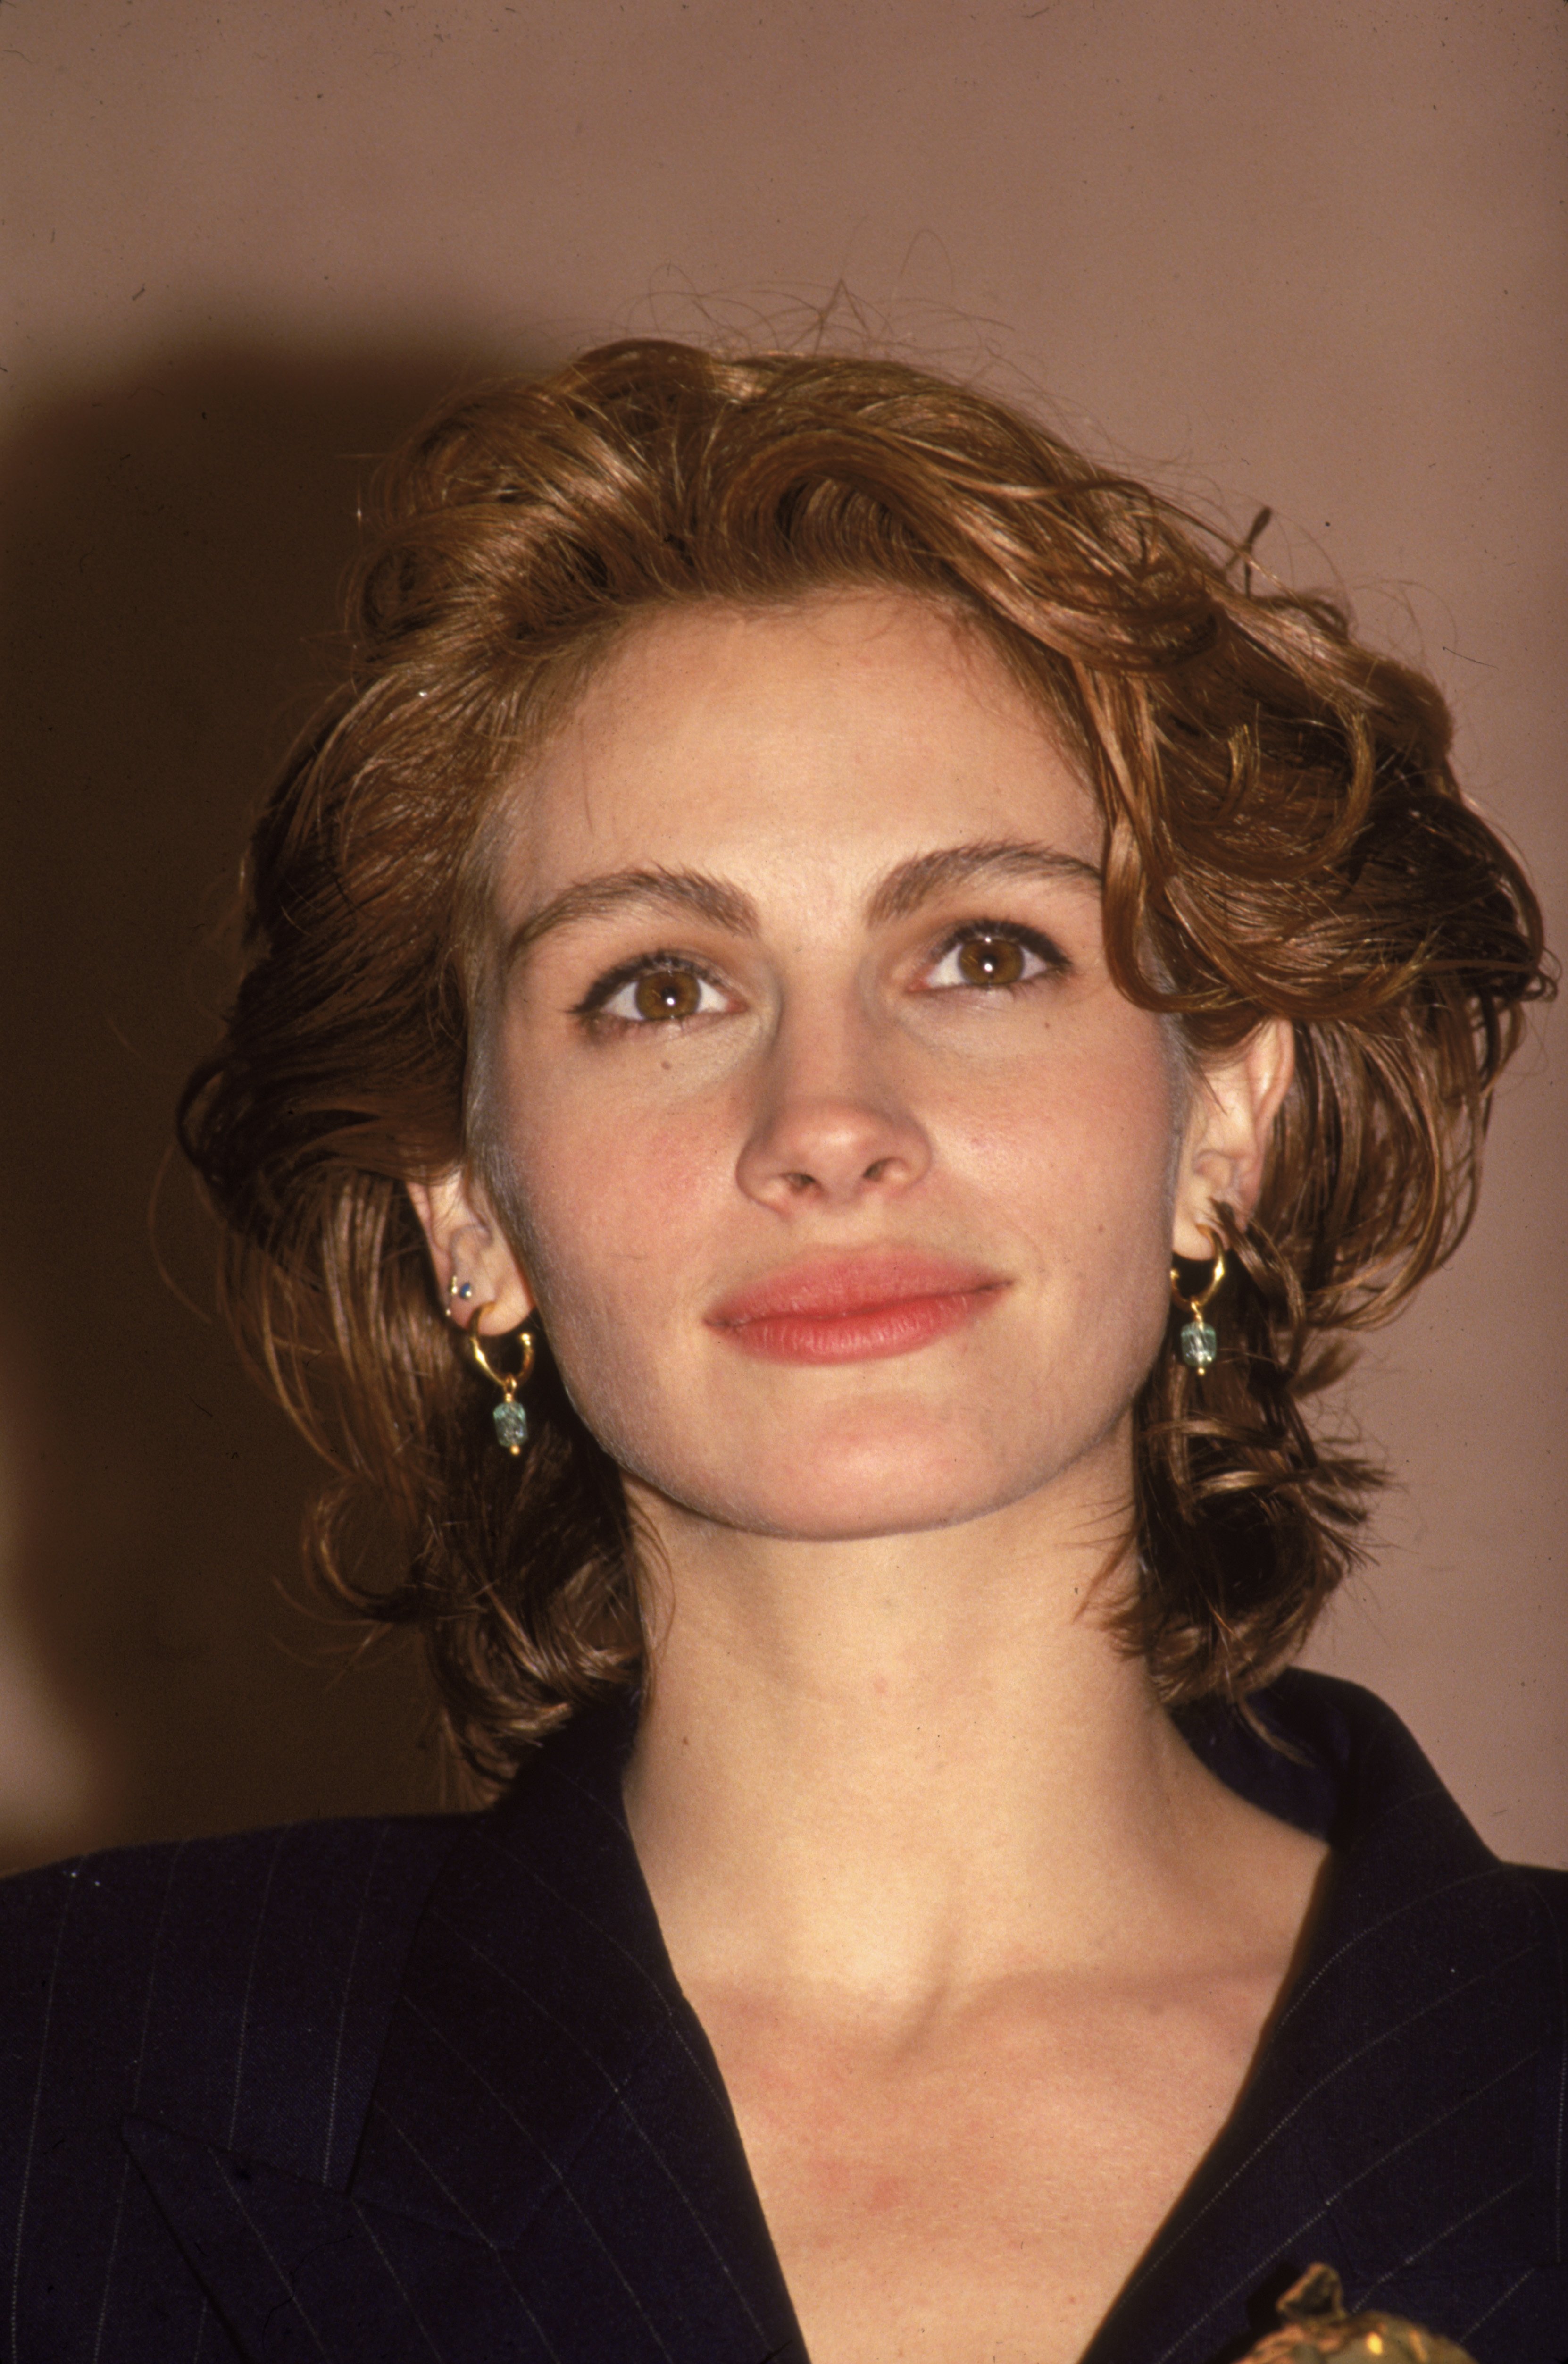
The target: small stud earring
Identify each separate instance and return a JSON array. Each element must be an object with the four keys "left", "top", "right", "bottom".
[
  {"left": 1170, "top": 1229, "right": 1226, "bottom": 1375},
  {"left": 446, "top": 1274, "right": 475, "bottom": 1317}
]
